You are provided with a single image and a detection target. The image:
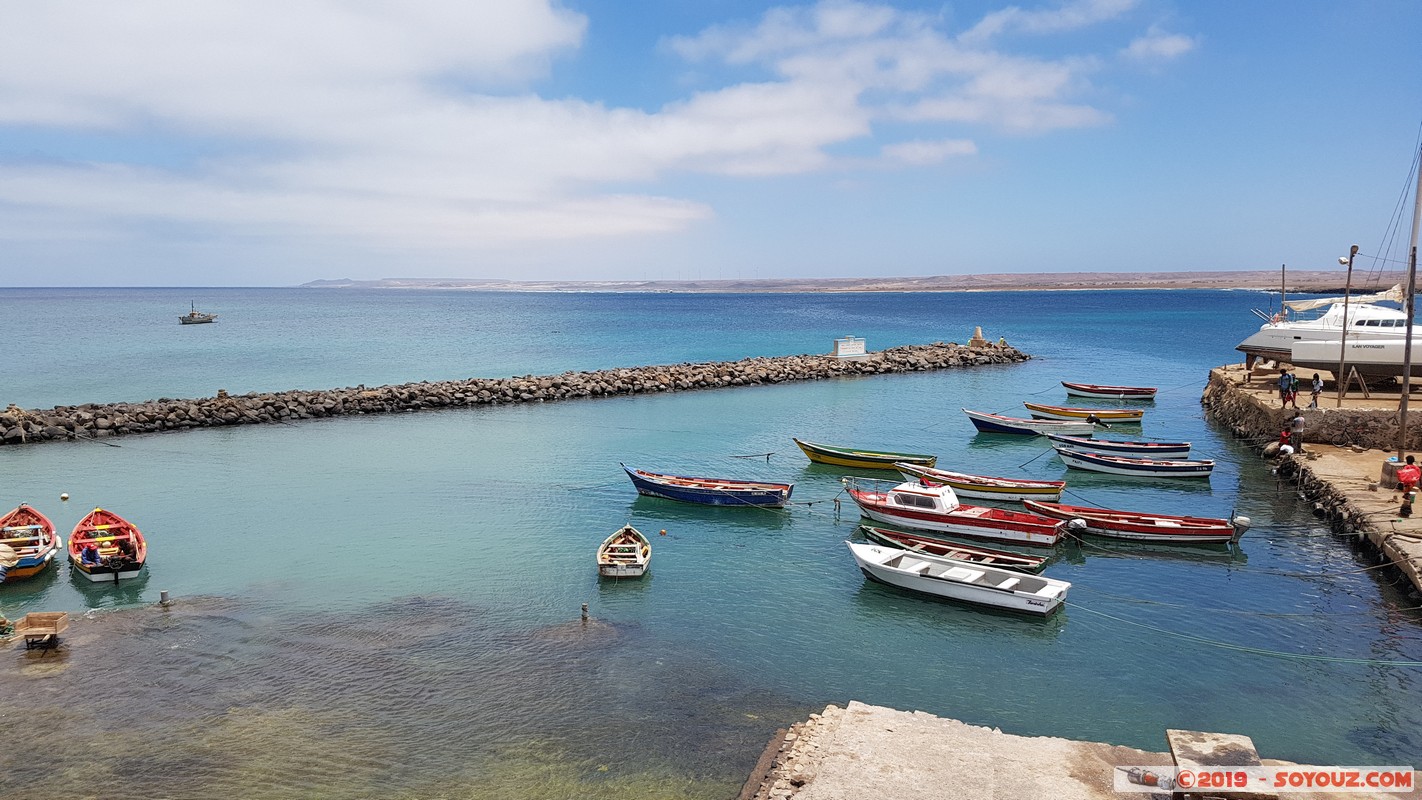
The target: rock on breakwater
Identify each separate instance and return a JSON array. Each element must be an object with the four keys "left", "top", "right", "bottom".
[{"left": 1, "top": 341, "right": 1029, "bottom": 446}]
